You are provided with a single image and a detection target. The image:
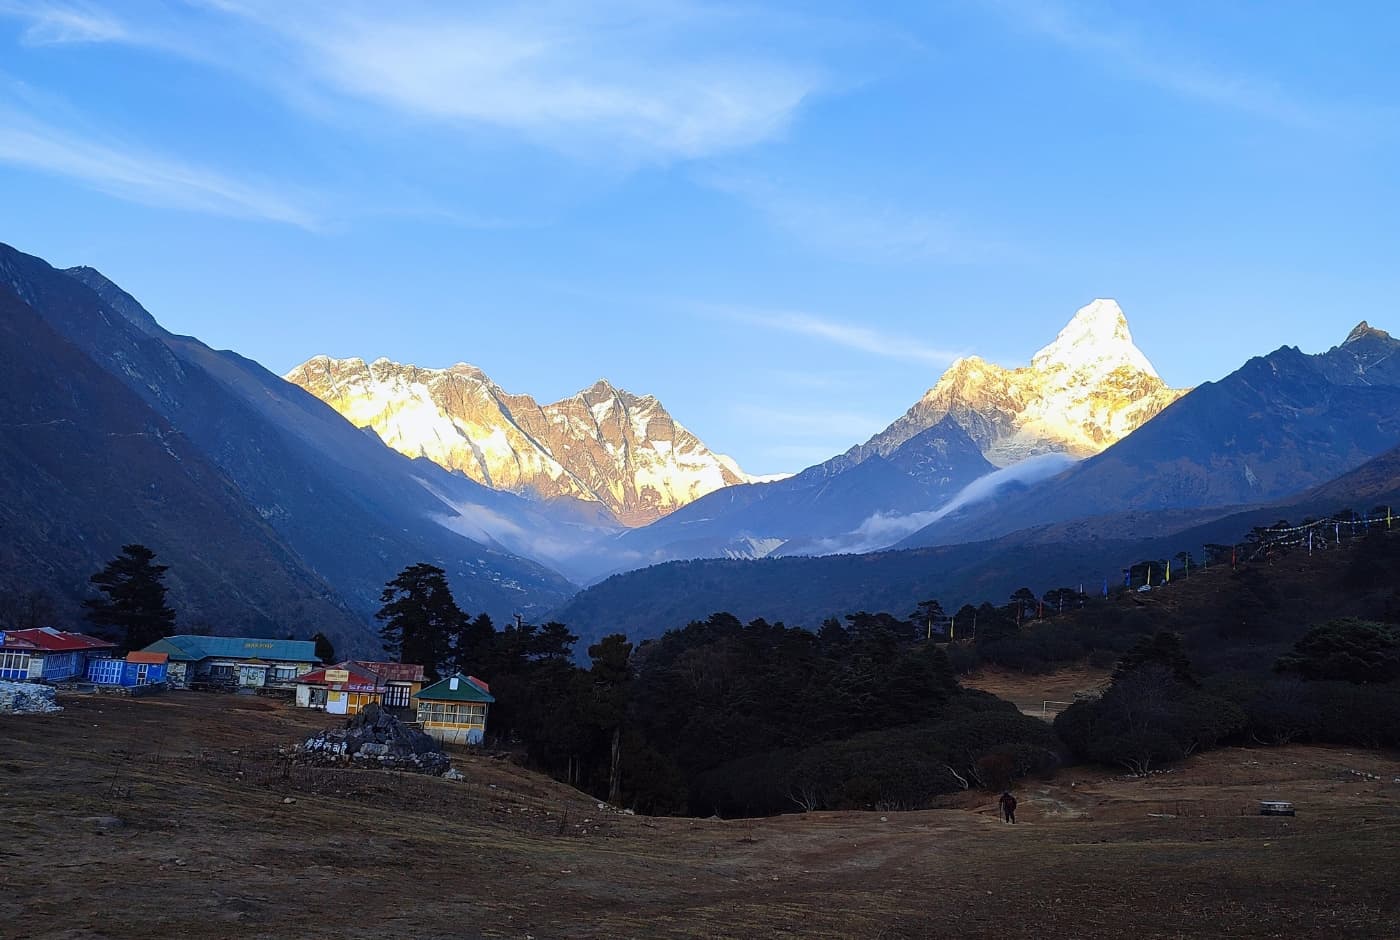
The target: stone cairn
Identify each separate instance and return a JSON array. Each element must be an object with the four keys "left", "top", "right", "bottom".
[{"left": 296, "top": 702, "right": 450, "bottom": 775}]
